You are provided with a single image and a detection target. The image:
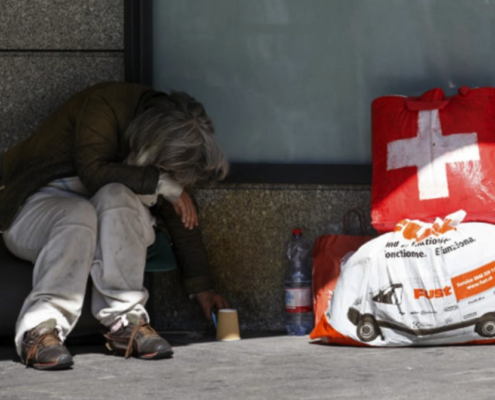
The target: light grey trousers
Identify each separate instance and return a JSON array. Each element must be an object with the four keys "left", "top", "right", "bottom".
[{"left": 3, "top": 182, "right": 156, "bottom": 356}]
